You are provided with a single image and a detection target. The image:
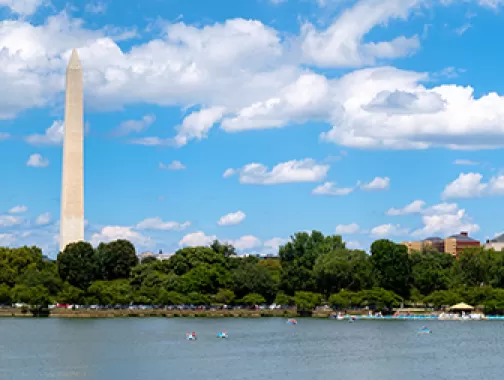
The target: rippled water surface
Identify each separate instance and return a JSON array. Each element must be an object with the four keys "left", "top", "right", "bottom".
[{"left": 1, "top": 318, "right": 503, "bottom": 380}]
